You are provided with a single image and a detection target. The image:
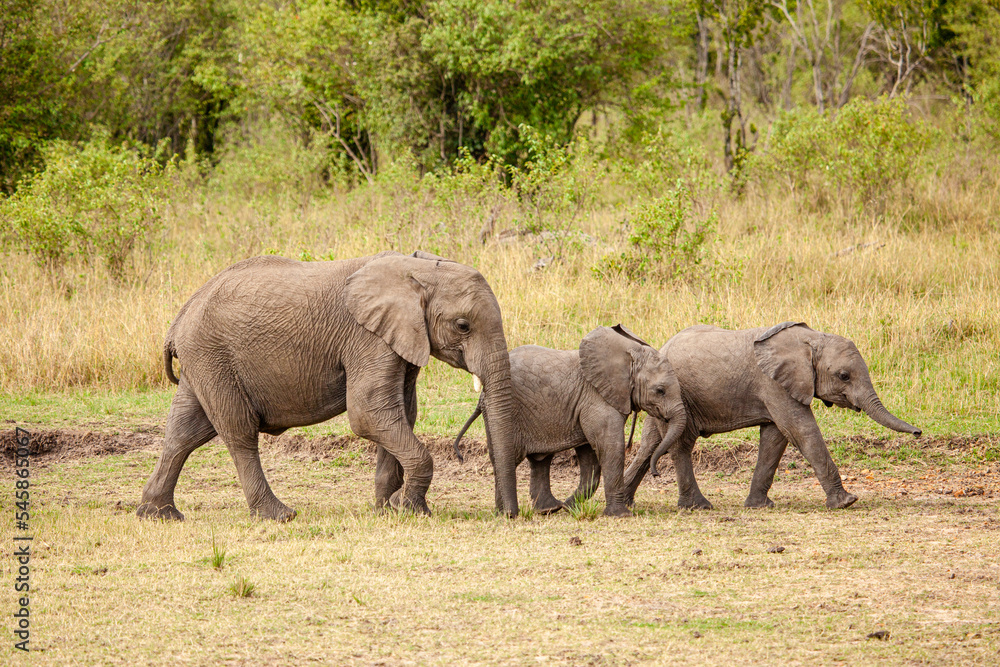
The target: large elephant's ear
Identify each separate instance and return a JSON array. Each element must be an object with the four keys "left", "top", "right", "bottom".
[
  {"left": 344, "top": 255, "right": 432, "bottom": 367},
  {"left": 753, "top": 322, "right": 815, "bottom": 405},
  {"left": 580, "top": 325, "right": 640, "bottom": 415}
]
